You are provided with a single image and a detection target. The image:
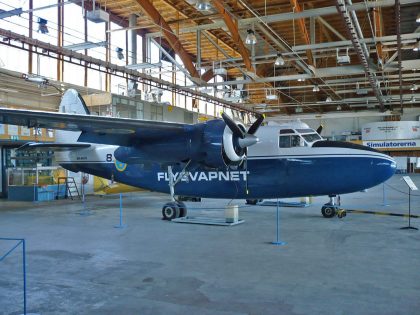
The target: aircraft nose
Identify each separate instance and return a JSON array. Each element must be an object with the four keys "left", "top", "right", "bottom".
[
  {"left": 374, "top": 152, "right": 396, "bottom": 183},
  {"left": 312, "top": 140, "right": 396, "bottom": 189}
]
